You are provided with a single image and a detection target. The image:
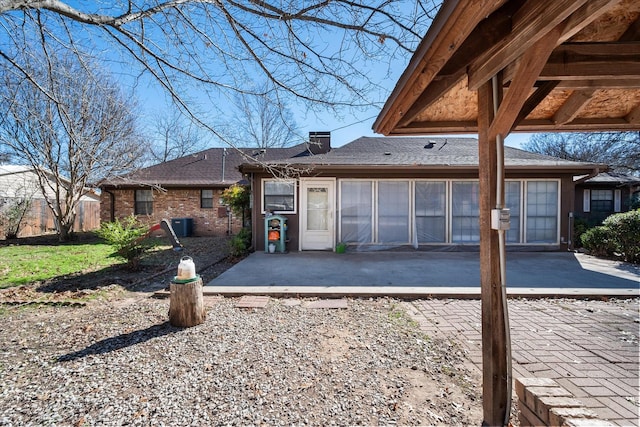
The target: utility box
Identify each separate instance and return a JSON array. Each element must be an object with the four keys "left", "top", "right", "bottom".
[
  {"left": 171, "top": 218, "right": 194, "bottom": 237},
  {"left": 265, "top": 215, "right": 287, "bottom": 253}
]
